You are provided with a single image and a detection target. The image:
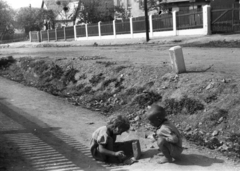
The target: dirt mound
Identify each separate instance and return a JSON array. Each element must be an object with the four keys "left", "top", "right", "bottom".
[{"left": 0, "top": 56, "right": 240, "bottom": 162}]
